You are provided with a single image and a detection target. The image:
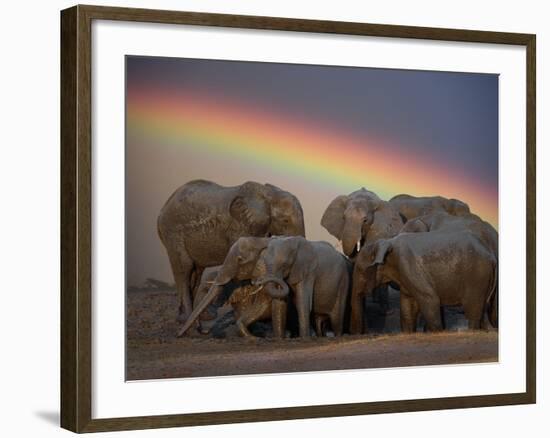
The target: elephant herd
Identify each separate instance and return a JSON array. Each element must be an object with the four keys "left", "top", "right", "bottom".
[{"left": 157, "top": 179, "right": 498, "bottom": 339}]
